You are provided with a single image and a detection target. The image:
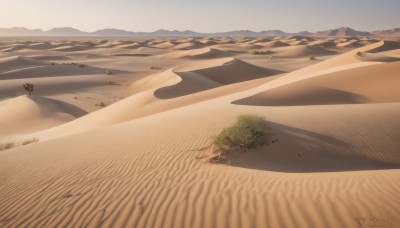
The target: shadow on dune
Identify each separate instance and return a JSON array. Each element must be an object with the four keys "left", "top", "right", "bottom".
[
  {"left": 232, "top": 87, "right": 369, "bottom": 106},
  {"left": 27, "top": 95, "right": 88, "bottom": 118},
  {"left": 154, "top": 59, "right": 283, "bottom": 99},
  {"left": 221, "top": 122, "right": 400, "bottom": 173}
]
